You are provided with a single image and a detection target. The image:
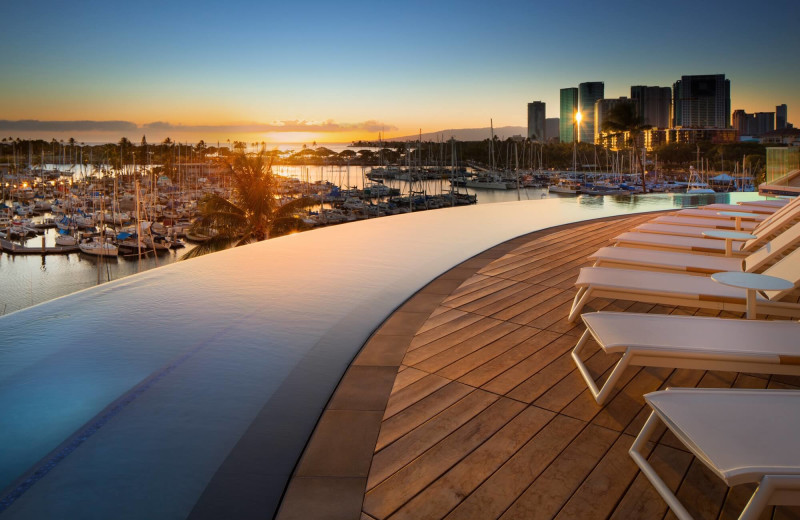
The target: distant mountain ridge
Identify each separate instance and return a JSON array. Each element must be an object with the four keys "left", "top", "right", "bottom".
[
  {"left": 386, "top": 126, "right": 527, "bottom": 142},
  {"left": 385, "top": 119, "right": 559, "bottom": 142}
]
